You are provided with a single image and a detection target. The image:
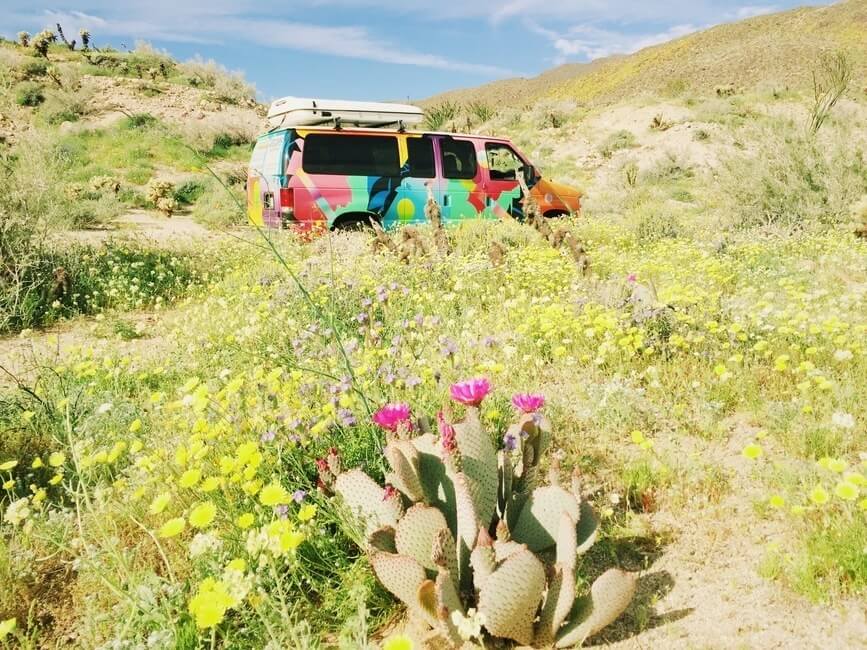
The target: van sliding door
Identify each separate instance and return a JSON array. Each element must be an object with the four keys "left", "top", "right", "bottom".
[{"left": 436, "top": 136, "right": 487, "bottom": 224}]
